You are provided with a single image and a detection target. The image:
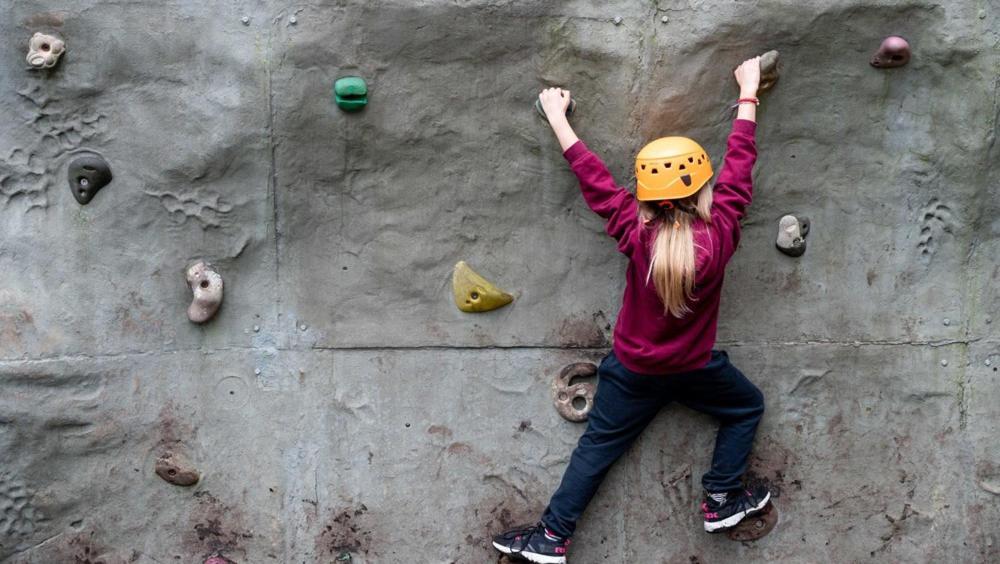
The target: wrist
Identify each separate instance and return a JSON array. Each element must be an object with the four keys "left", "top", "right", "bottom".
[{"left": 740, "top": 89, "right": 759, "bottom": 99}]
